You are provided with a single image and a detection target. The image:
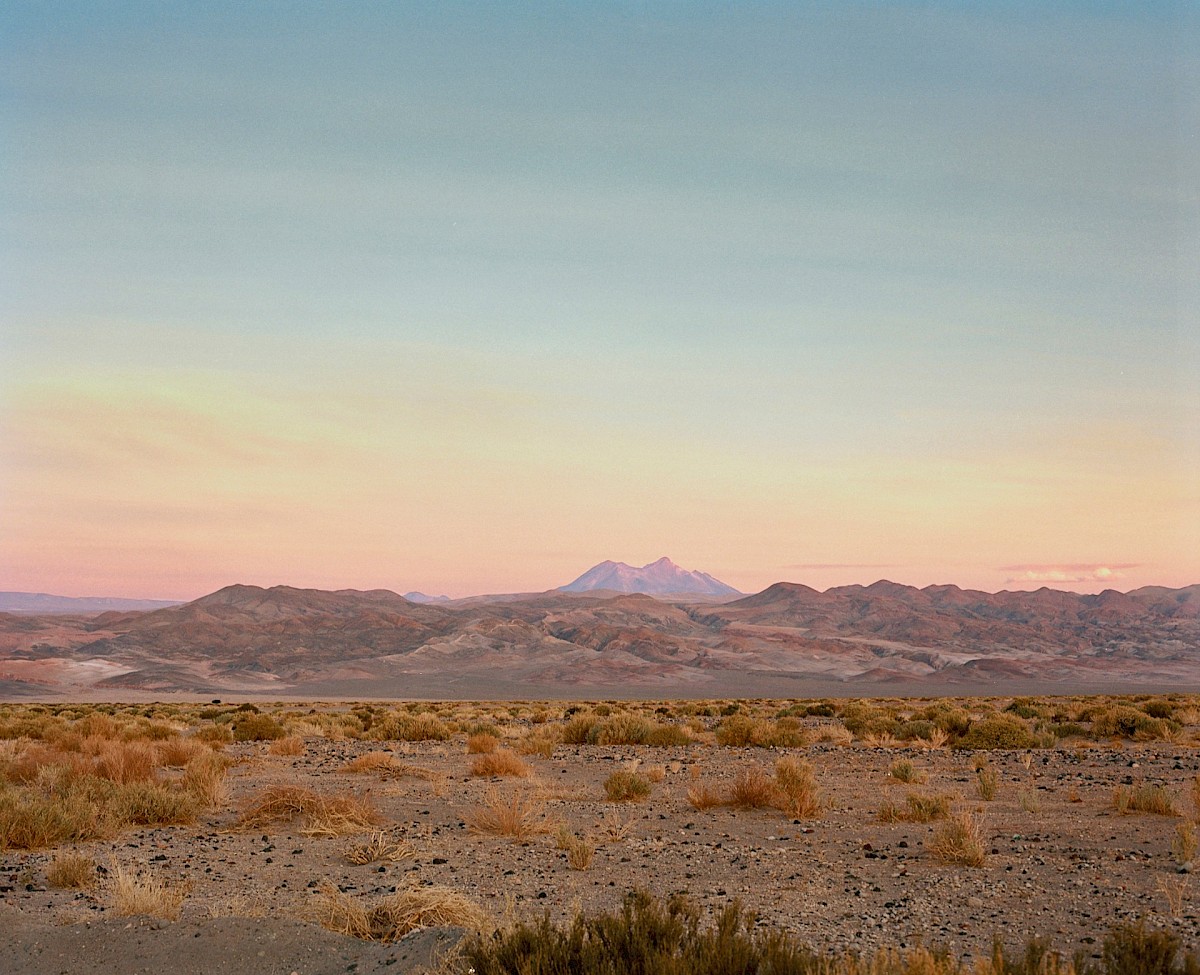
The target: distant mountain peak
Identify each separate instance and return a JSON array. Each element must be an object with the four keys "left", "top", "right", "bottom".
[{"left": 559, "top": 558, "right": 741, "bottom": 597}]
